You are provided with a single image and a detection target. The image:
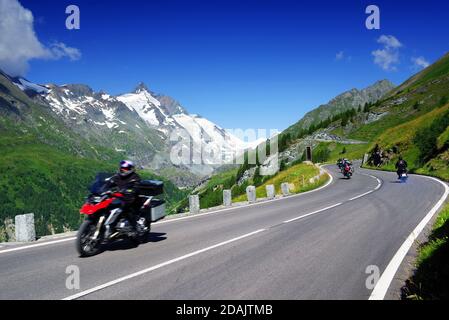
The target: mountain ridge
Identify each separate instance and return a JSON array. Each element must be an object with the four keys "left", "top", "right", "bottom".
[
  {"left": 284, "top": 79, "right": 396, "bottom": 137},
  {"left": 1, "top": 70, "right": 256, "bottom": 186}
]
